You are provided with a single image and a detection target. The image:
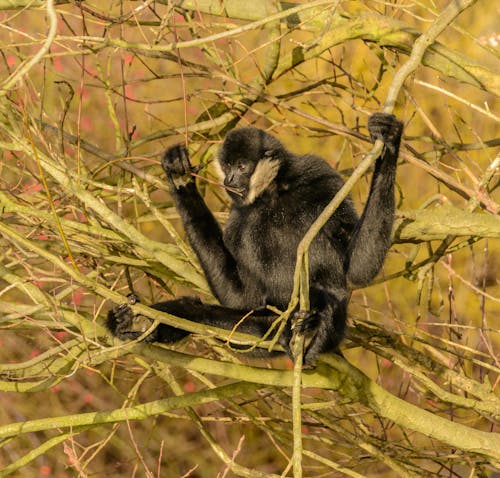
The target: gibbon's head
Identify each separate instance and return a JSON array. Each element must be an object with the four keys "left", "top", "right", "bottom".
[{"left": 216, "top": 127, "right": 284, "bottom": 205}]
